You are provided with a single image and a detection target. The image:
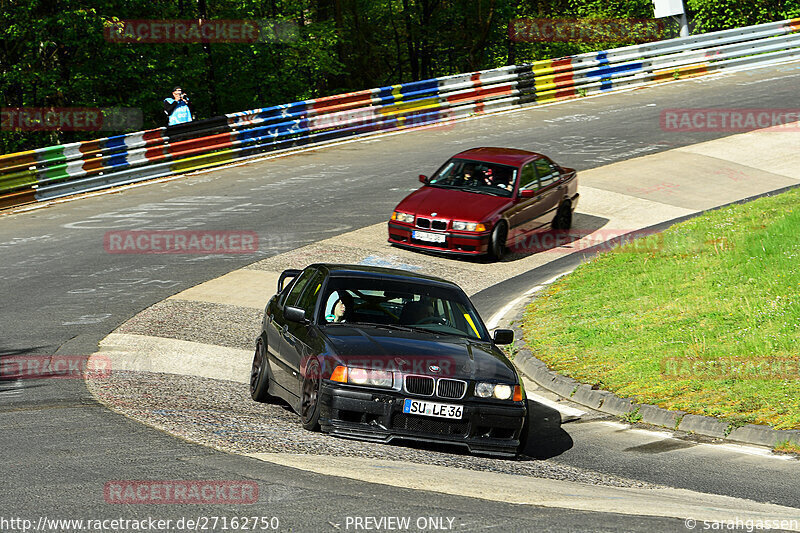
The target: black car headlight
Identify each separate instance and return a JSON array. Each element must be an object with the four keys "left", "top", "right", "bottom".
[
  {"left": 475, "top": 382, "right": 524, "bottom": 401},
  {"left": 331, "top": 365, "right": 393, "bottom": 388}
]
